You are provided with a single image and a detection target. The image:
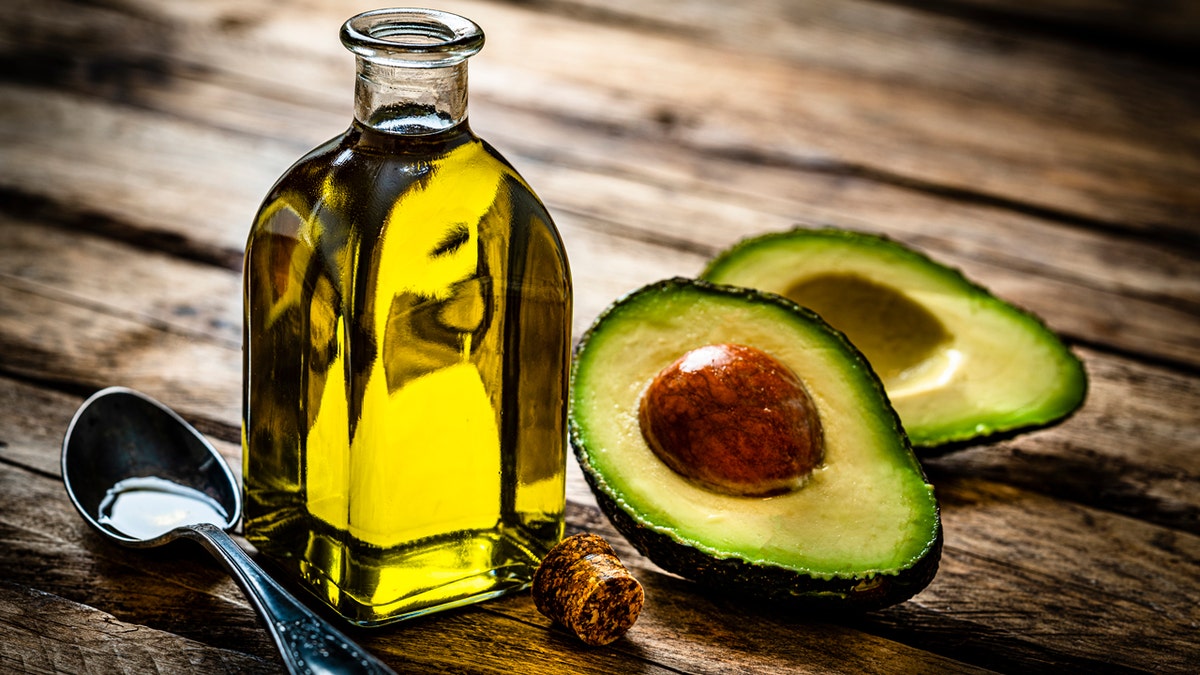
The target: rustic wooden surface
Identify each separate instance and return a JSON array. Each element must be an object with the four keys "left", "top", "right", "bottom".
[{"left": 1, "top": 0, "right": 1197, "bottom": 672}]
